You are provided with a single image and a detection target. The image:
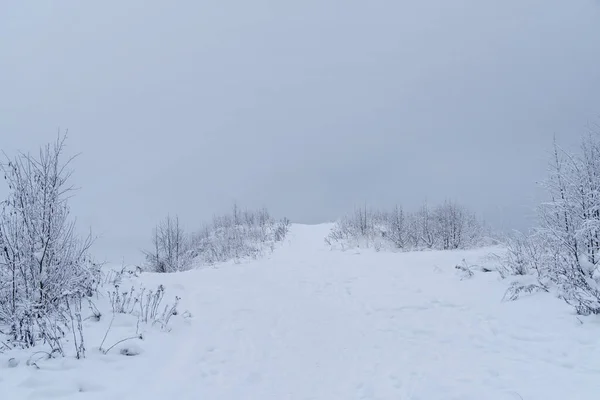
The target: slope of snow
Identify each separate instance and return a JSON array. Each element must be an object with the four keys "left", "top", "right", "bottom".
[{"left": 2, "top": 223, "right": 600, "bottom": 399}]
